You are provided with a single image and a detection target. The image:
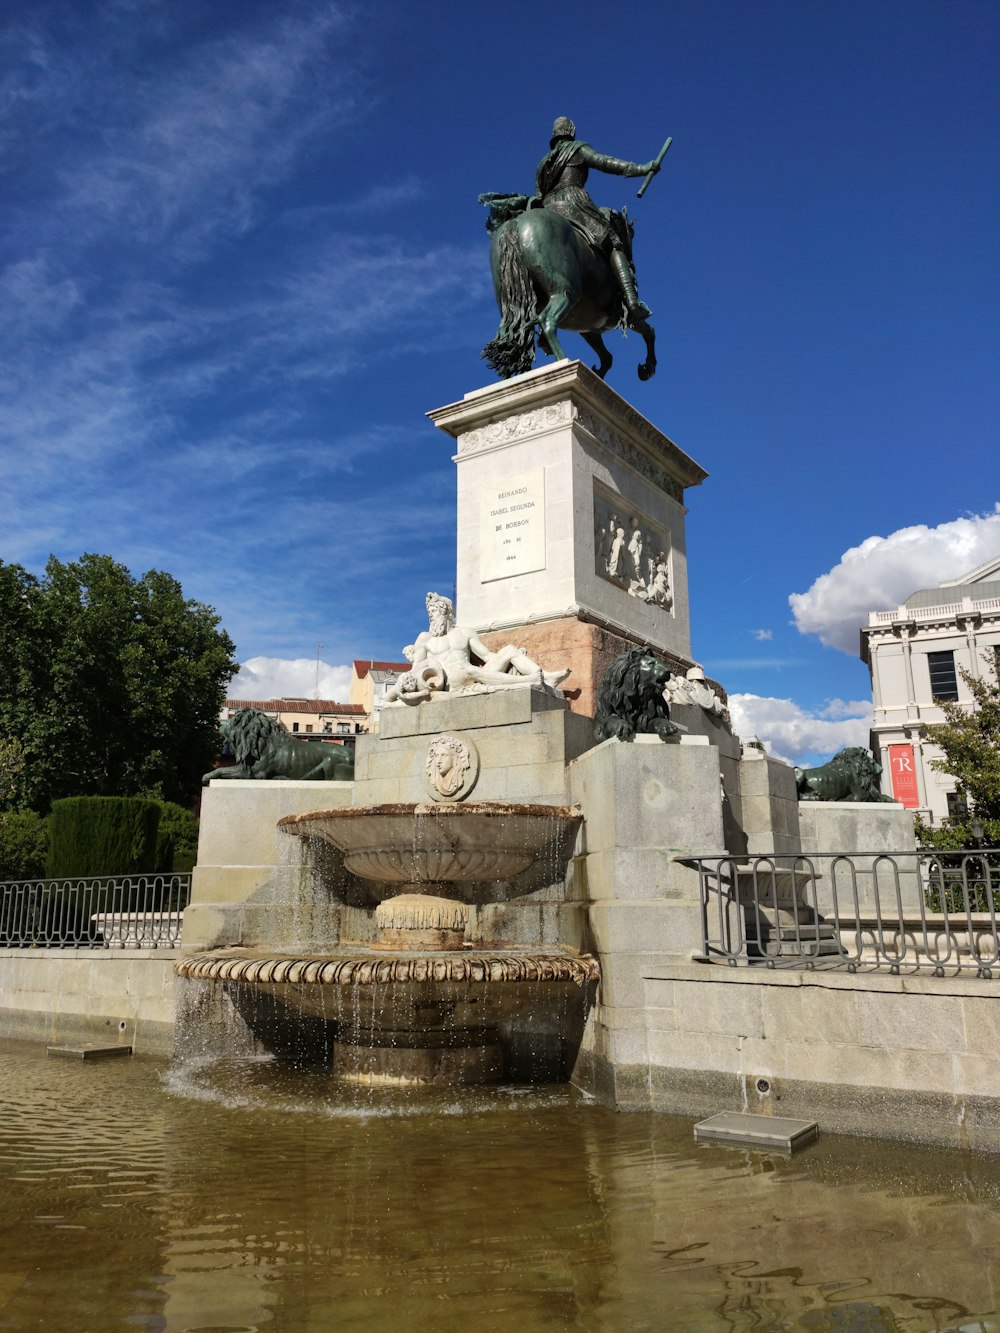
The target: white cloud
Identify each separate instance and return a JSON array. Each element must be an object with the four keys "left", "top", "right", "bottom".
[
  {"left": 752, "top": 628, "right": 773, "bottom": 641},
  {"left": 789, "top": 507, "right": 1000, "bottom": 653},
  {"left": 54, "top": 7, "right": 354, "bottom": 257},
  {"left": 728, "top": 694, "right": 872, "bottom": 767},
  {"left": 230, "top": 657, "right": 353, "bottom": 702}
]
